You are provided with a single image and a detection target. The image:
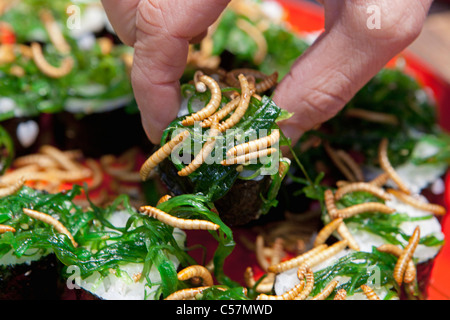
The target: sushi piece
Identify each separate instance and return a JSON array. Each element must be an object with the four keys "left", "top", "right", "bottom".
[{"left": 144, "top": 69, "right": 291, "bottom": 226}]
